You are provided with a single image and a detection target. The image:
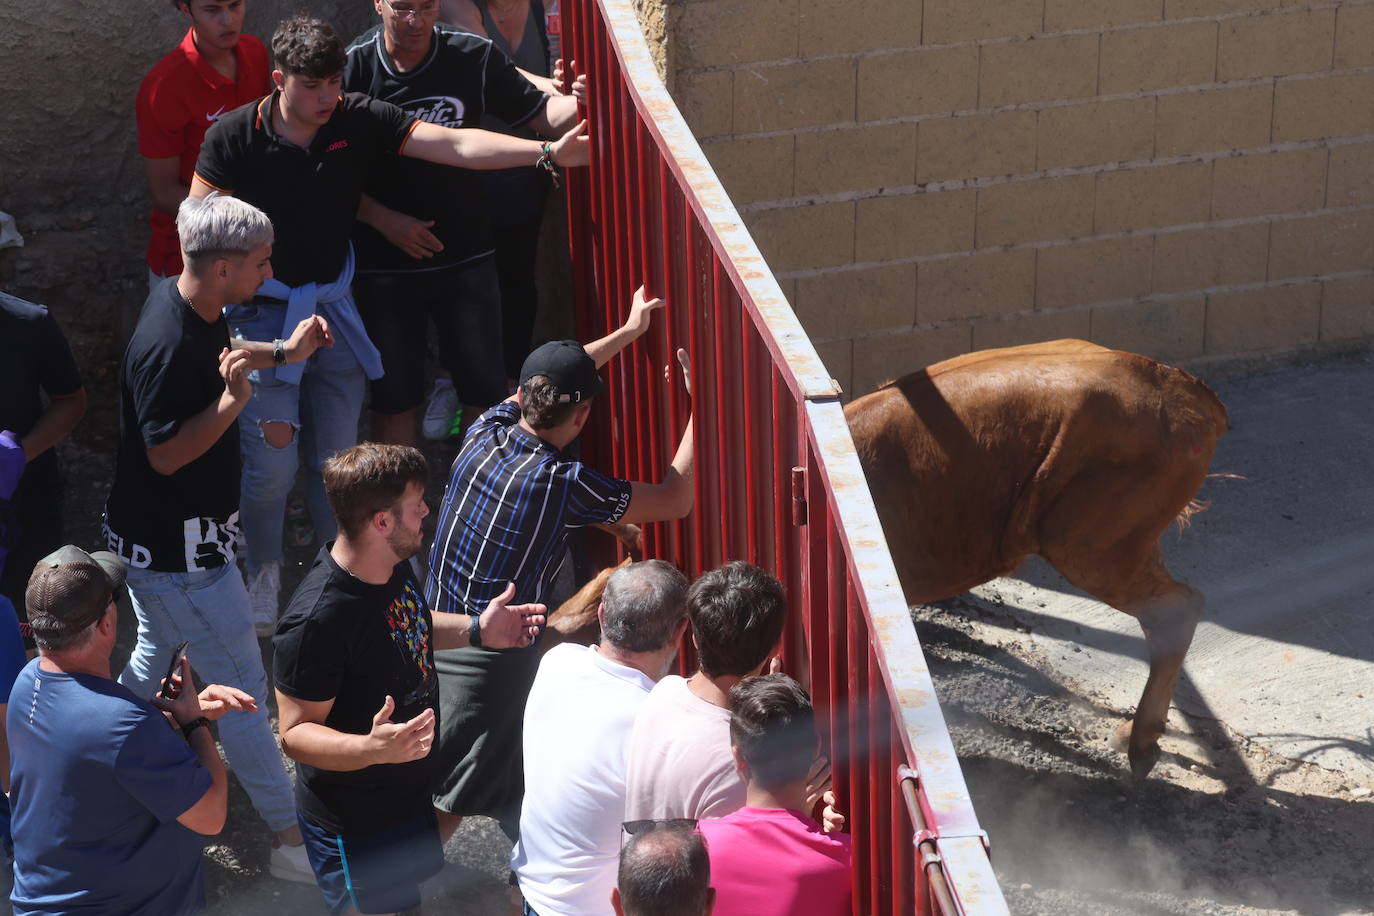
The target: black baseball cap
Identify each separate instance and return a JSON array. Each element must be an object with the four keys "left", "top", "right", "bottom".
[
  {"left": 25, "top": 546, "right": 128, "bottom": 641},
  {"left": 519, "top": 340, "right": 604, "bottom": 404}
]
